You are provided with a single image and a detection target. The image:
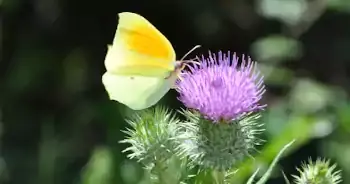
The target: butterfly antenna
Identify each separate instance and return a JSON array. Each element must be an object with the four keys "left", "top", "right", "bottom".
[{"left": 180, "top": 45, "right": 201, "bottom": 61}]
